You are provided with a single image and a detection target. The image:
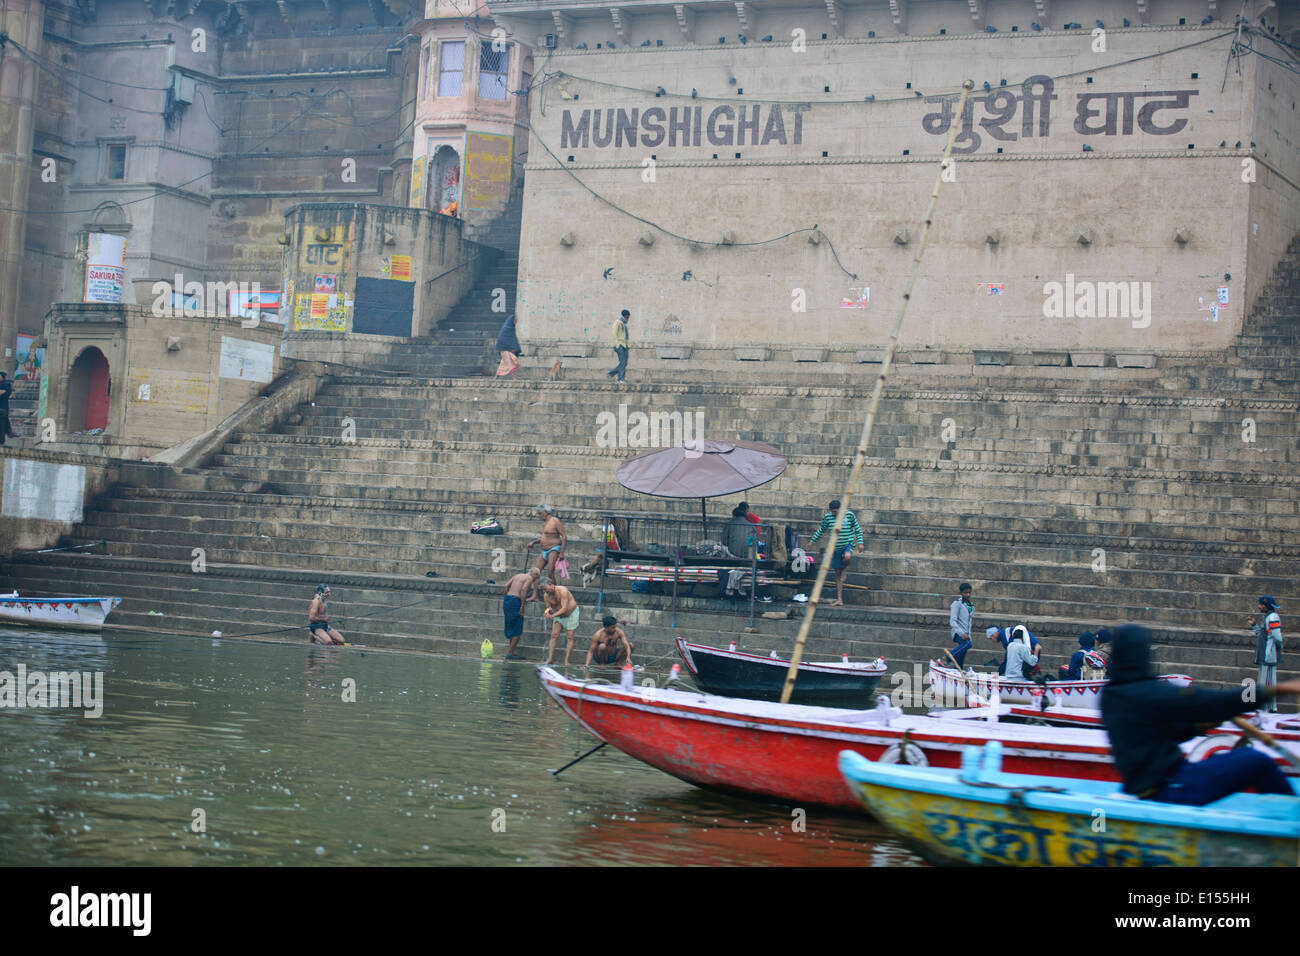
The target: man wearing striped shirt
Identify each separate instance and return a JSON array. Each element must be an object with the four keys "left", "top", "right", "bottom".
[{"left": 809, "top": 499, "right": 865, "bottom": 607}]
